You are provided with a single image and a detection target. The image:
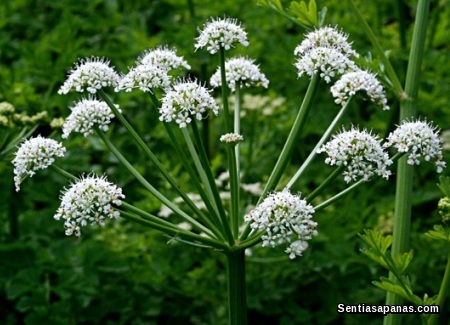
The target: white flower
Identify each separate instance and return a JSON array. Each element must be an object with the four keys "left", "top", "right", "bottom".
[
  {"left": 159, "top": 79, "right": 219, "bottom": 128},
  {"left": 210, "top": 57, "right": 269, "bottom": 91},
  {"left": 294, "top": 26, "right": 357, "bottom": 58},
  {"left": 331, "top": 70, "right": 389, "bottom": 110},
  {"left": 294, "top": 26, "right": 358, "bottom": 82},
  {"left": 62, "top": 97, "right": 119, "bottom": 138},
  {"left": 317, "top": 127, "right": 393, "bottom": 183},
  {"left": 384, "top": 120, "right": 446, "bottom": 173},
  {"left": 139, "top": 46, "right": 191, "bottom": 71},
  {"left": 115, "top": 46, "right": 190, "bottom": 93},
  {"left": 115, "top": 65, "right": 171, "bottom": 93},
  {"left": 58, "top": 57, "right": 120, "bottom": 94},
  {"left": 244, "top": 190, "right": 317, "bottom": 259},
  {"left": 295, "top": 47, "right": 357, "bottom": 83},
  {"left": 12, "top": 136, "right": 66, "bottom": 191},
  {"left": 54, "top": 174, "right": 125, "bottom": 236},
  {"left": 195, "top": 17, "right": 249, "bottom": 54},
  {"left": 220, "top": 133, "right": 244, "bottom": 144}
]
